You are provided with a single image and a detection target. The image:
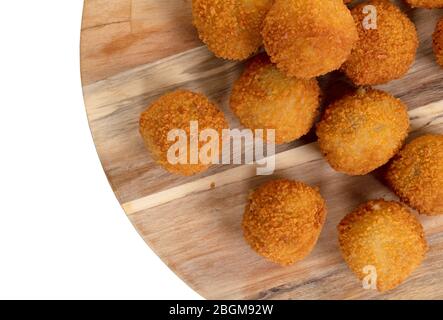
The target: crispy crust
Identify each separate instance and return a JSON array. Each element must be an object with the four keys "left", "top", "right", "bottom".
[
  {"left": 139, "top": 90, "right": 229, "bottom": 176},
  {"left": 338, "top": 200, "right": 428, "bottom": 292},
  {"left": 230, "top": 53, "right": 321, "bottom": 144},
  {"left": 433, "top": 18, "right": 443, "bottom": 67},
  {"left": 386, "top": 134, "right": 443, "bottom": 215},
  {"left": 342, "top": 0, "right": 418, "bottom": 85},
  {"left": 261, "top": 0, "right": 358, "bottom": 78},
  {"left": 242, "top": 179, "right": 327, "bottom": 266},
  {"left": 405, "top": 0, "right": 443, "bottom": 8},
  {"left": 316, "top": 88, "right": 410, "bottom": 176},
  {"left": 192, "top": 0, "right": 273, "bottom": 60}
]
